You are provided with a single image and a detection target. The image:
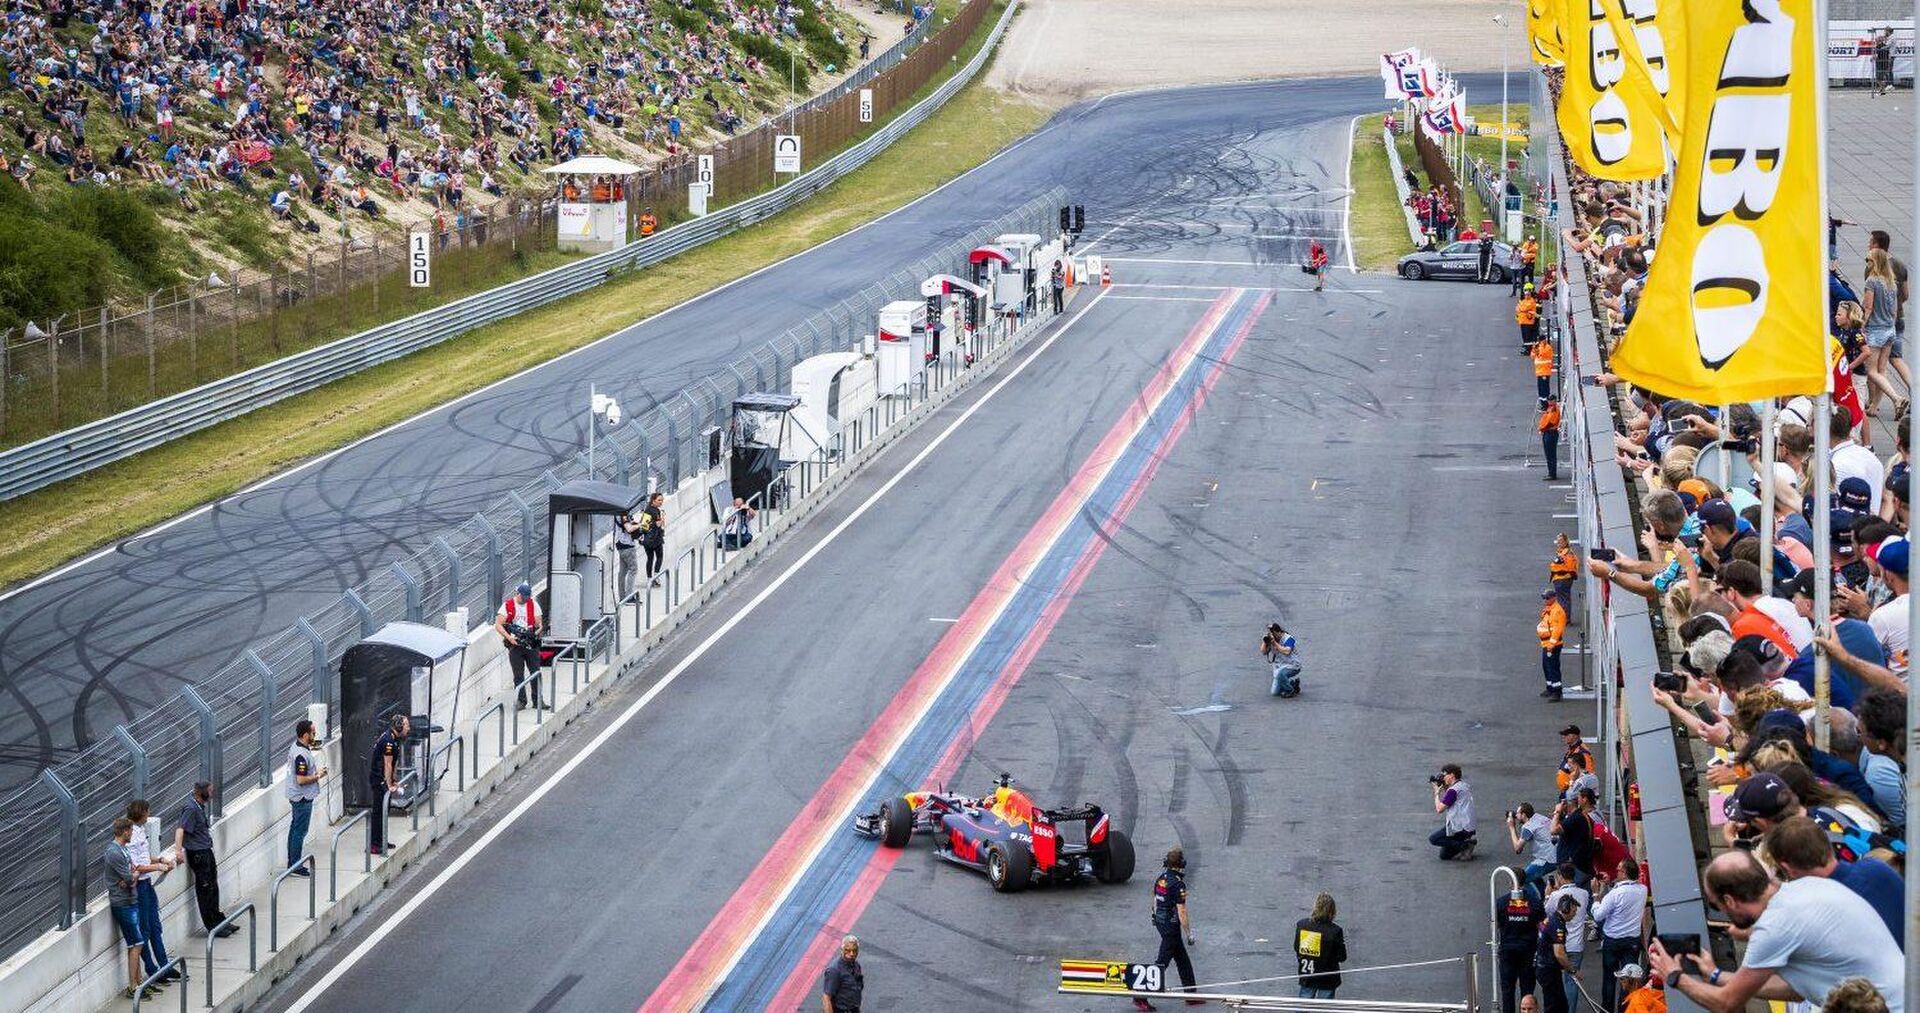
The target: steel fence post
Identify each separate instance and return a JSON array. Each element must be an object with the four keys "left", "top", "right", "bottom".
[
  {"left": 508, "top": 491, "right": 538, "bottom": 582},
  {"left": 343, "top": 588, "right": 376, "bottom": 637},
  {"left": 181, "top": 685, "right": 223, "bottom": 818},
  {"left": 245, "top": 650, "right": 278, "bottom": 788},
  {"left": 391, "top": 562, "right": 423, "bottom": 622},
  {"left": 432, "top": 537, "right": 463, "bottom": 614},
  {"left": 113, "top": 725, "right": 149, "bottom": 801},
  {"left": 296, "top": 618, "right": 332, "bottom": 711},
  {"left": 39, "top": 769, "right": 82, "bottom": 926},
  {"left": 607, "top": 436, "right": 631, "bottom": 485},
  {"left": 473, "top": 513, "right": 504, "bottom": 608}
]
